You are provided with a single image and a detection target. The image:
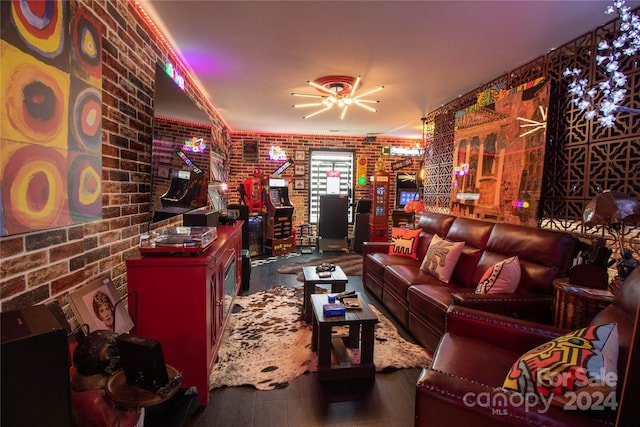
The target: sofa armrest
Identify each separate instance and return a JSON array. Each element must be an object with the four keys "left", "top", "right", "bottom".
[
  {"left": 363, "top": 241, "right": 390, "bottom": 255},
  {"left": 445, "top": 305, "right": 566, "bottom": 355},
  {"left": 416, "top": 366, "right": 613, "bottom": 427},
  {"left": 451, "top": 292, "right": 554, "bottom": 323}
]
